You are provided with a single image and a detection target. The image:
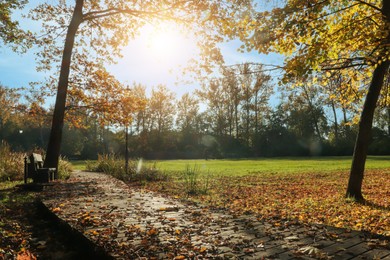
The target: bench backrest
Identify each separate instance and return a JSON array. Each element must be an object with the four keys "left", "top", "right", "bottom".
[{"left": 29, "top": 153, "right": 44, "bottom": 171}]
